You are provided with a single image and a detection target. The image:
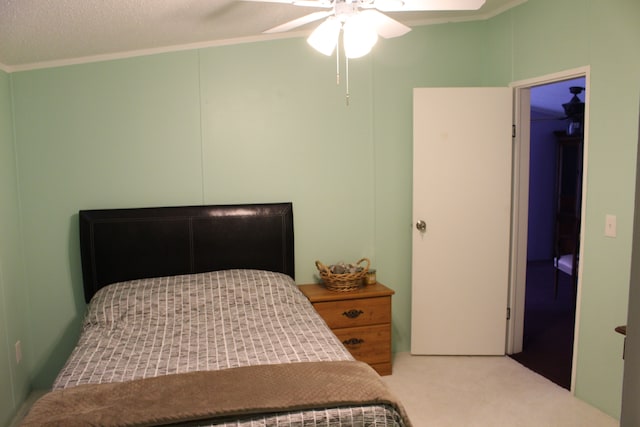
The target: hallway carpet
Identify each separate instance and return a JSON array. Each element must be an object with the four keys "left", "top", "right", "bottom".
[{"left": 509, "top": 260, "right": 576, "bottom": 389}]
